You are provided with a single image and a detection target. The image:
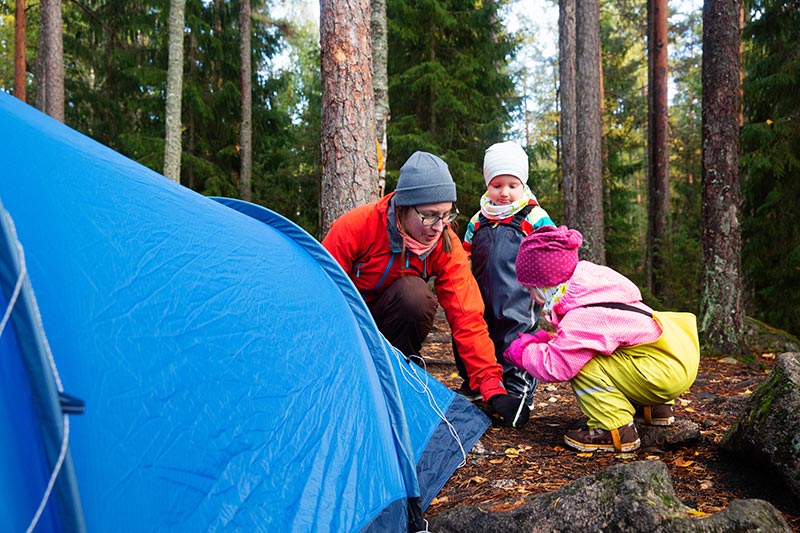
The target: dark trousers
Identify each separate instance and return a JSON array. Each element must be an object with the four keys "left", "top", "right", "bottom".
[{"left": 368, "top": 276, "right": 438, "bottom": 356}]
